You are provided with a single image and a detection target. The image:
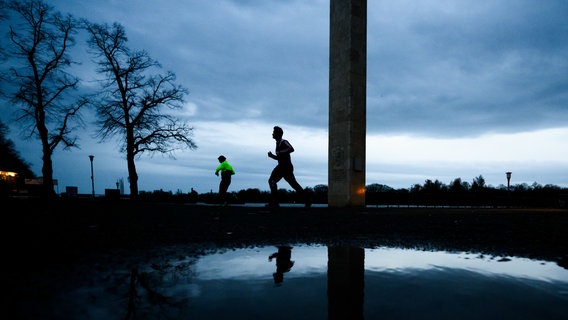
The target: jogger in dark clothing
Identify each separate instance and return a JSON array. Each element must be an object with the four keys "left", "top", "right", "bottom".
[{"left": 267, "top": 126, "right": 310, "bottom": 208}]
